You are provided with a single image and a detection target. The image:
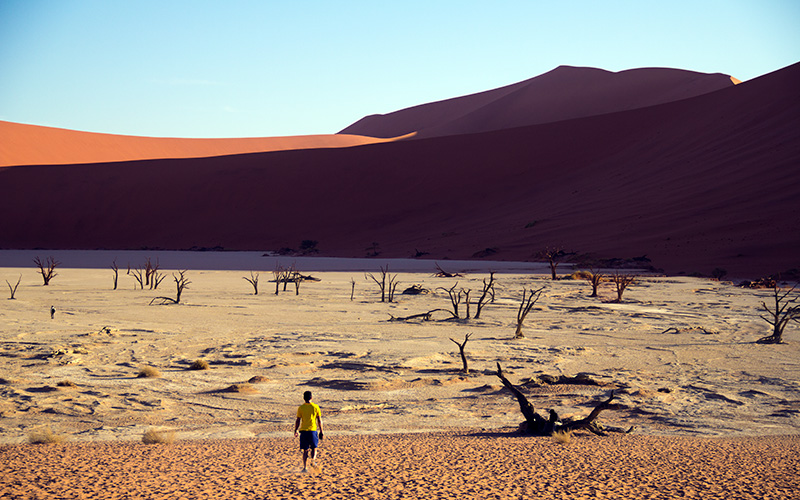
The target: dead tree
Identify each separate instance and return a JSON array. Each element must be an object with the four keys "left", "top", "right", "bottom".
[
  {"left": 350, "top": 278, "right": 356, "bottom": 301},
  {"left": 514, "top": 286, "right": 545, "bottom": 338},
  {"left": 130, "top": 268, "right": 145, "bottom": 290},
  {"left": 147, "top": 259, "right": 162, "bottom": 289},
  {"left": 473, "top": 272, "right": 496, "bottom": 319},
  {"left": 433, "top": 263, "right": 463, "bottom": 278},
  {"left": 366, "top": 265, "right": 398, "bottom": 302},
  {"left": 272, "top": 264, "right": 295, "bottom": 295},
  {"left": 273, "top": 265, "right": 285, "bottom": 295},
  {"left": 243, "top": 271, "right": 259, "bottom": 295},
  {"left": 151, "top": 270, "right": 166, "bottom": 290},
  {"left": 611, "top": 271, "right": 635, "bottom": 302},
  {"left": 463, "top": 289, "right": 472, "bottom": 319},
  {"left": 387, "top": 274, "right": 399, "bottom": 302},
  {"left": 6, "top": 275, "right": 21, "bottom": 299},
  {"left": 150, "top": 270, "right": 190, "bottom": 305},
  {"left": 586, "top": 269, "right": 604, "bottom": 297},
  {"left": 757, "top": 284, "right": 799, "bottom": 344},
  {"left": 538, "top": 248, "right": 565, "bottom": 280},
  {"left": 283, "top": 264, "right": 297, "bottom": 292},
  {"left": 33, "top": 256, "right": 60, "bottom": 286},
  {"left": 111, "top": 260, "right": 119, "bottom": 290},
  {"left": 437, "top": 283, "right": 463, "bottom": 318},
  {"left": 574, "top": 269, "right": 604, "bottom": 297},
  {"left": 496, "top": 362, "right": 619, "bottom": 436},
  {"left": 450, "top": 333, "right": 472, "bottom": 373}
]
